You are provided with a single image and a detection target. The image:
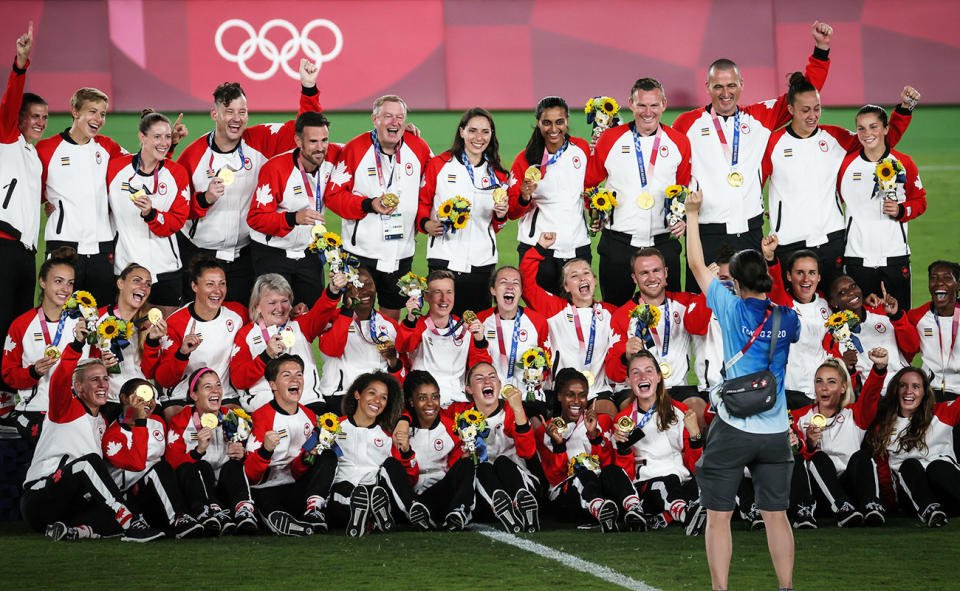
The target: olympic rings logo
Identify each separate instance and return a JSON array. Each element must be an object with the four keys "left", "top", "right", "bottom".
[{"left": 215, "top": 18, "right": 344, "bottom": 81}]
